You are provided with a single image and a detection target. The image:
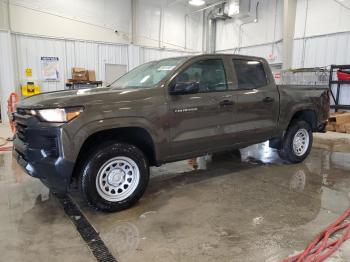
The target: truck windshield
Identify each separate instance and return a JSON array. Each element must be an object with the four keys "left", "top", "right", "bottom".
[{"left": 109, "top": 57, "right": 187, "bottom": 89}]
